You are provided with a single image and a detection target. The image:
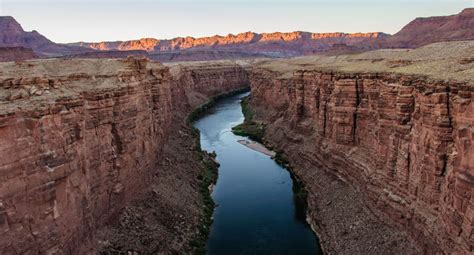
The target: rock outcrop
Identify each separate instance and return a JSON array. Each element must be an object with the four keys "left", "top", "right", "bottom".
[
  {"left": 0, "top": 57, "right": 249, "bottom": 254},
  {"left": 248, "top": 42, "right": 474, "bottom": 253},
  {"left": 70, "top": 8, "right": 474, "bottom": 55}
]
